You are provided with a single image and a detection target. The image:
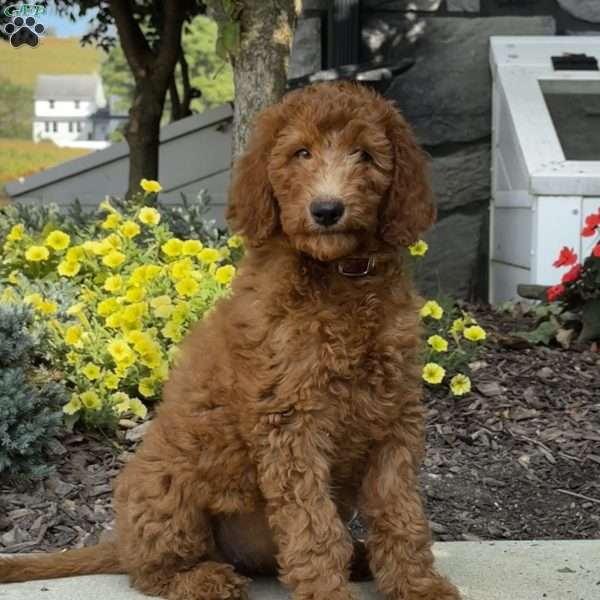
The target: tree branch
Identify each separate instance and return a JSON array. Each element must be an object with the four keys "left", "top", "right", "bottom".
[{"left": 110, "top": 0, "right": 153, "bottom": 79}]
